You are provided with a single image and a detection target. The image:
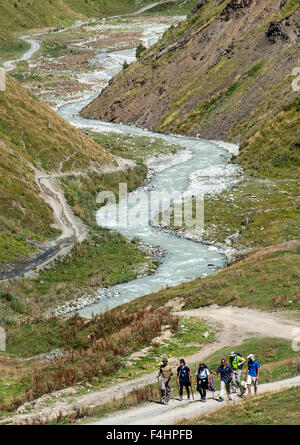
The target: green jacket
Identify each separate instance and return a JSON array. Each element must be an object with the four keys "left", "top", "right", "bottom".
[{"left": 231, "top": 354, "right": 244, "bottom": 370}]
